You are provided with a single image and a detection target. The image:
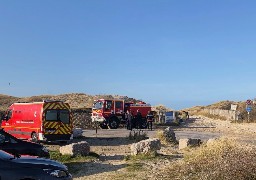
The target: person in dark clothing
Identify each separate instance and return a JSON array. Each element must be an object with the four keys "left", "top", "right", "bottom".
[
  {"left": 136, "top": 109, "right": 142, "bottom": 129},
  {"left": 146, "top": 111, "right": 154, "bottom": 130},
  {"left": 186, "top": 111, "right": 189, "bottom": 120},
  {"left": 126, "top": 110, "right": 133, "bottom": 130}
]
